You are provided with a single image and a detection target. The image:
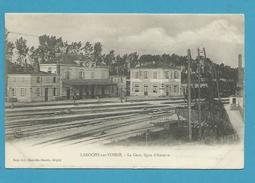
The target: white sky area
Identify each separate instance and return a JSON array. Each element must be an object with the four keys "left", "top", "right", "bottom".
[{"left": 5, "top": 14, "right": 244, "bottom": 67}]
